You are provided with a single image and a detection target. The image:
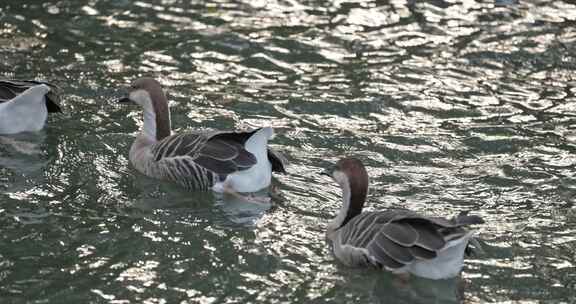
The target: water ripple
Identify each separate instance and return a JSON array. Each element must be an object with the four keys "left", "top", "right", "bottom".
[{"left": 1, "top": 0, "right": 576, "bottom": 303}]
